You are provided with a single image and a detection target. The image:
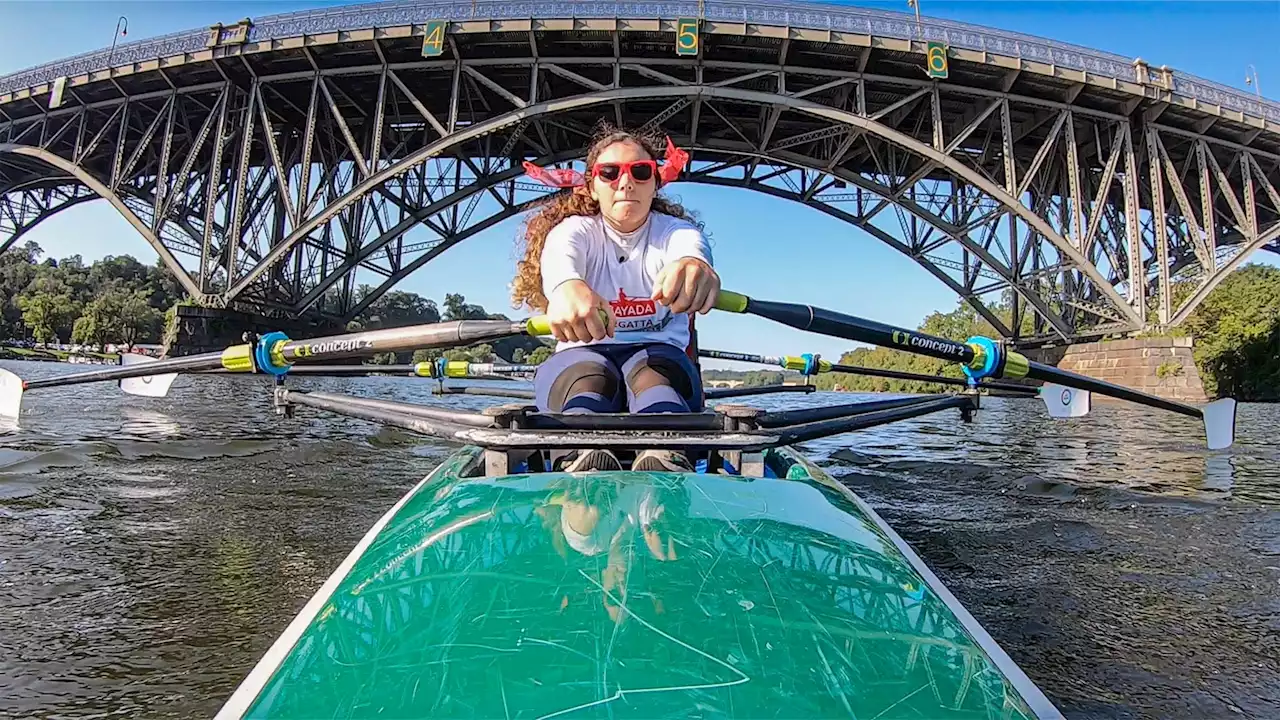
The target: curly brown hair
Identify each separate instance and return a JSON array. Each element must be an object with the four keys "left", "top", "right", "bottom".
[{"left": 510, "top": 124, "right": 703, "bottom": 313}]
